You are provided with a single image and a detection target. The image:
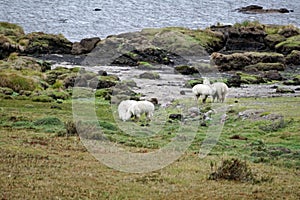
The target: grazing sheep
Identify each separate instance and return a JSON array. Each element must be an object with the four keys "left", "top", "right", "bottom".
[
  {"left": 212, "top": 82, "right": 229, "bottom": 103},
  {"left": 127, "top": 100, "right": 155, "bottom": 121},
  {"left": 192, "top": 84, "right": 216, "bottom": 103},
  {"left": 203, "top": 77, "right": 229, "bottom": 103},
  {"left": 118, "top": 100, "right": 137, "bottom": 121}
]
